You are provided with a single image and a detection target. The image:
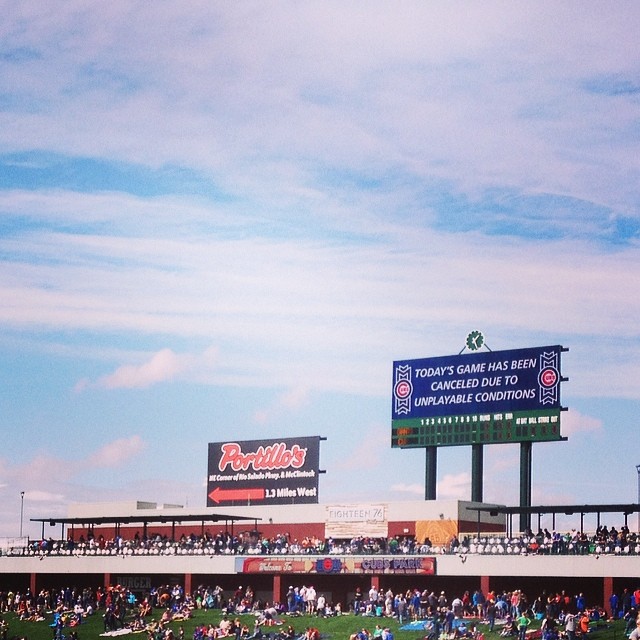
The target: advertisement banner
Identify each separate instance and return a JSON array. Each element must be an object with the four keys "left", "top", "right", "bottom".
[
  {"left": 207, "top": 436, "right": 321, "bottom": 507},
  {"left": 325, "top": 504, "right": 388, "bottom": 538},
  {"left": 392, "top": 345, "right": 565, "bottom": 447},
  {"left": 238, "top": 555, "right": 435, "bottom": 575}
]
